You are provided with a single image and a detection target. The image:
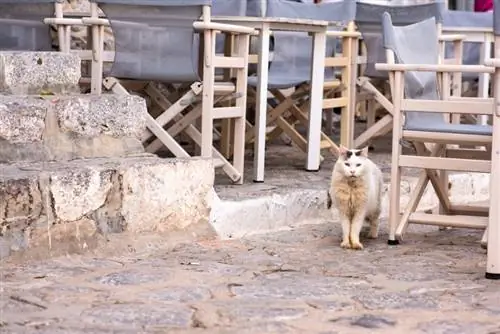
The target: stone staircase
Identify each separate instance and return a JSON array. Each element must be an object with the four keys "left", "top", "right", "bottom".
[{"left": 0, "top": 52, "right": 216, "bottom": 260}]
